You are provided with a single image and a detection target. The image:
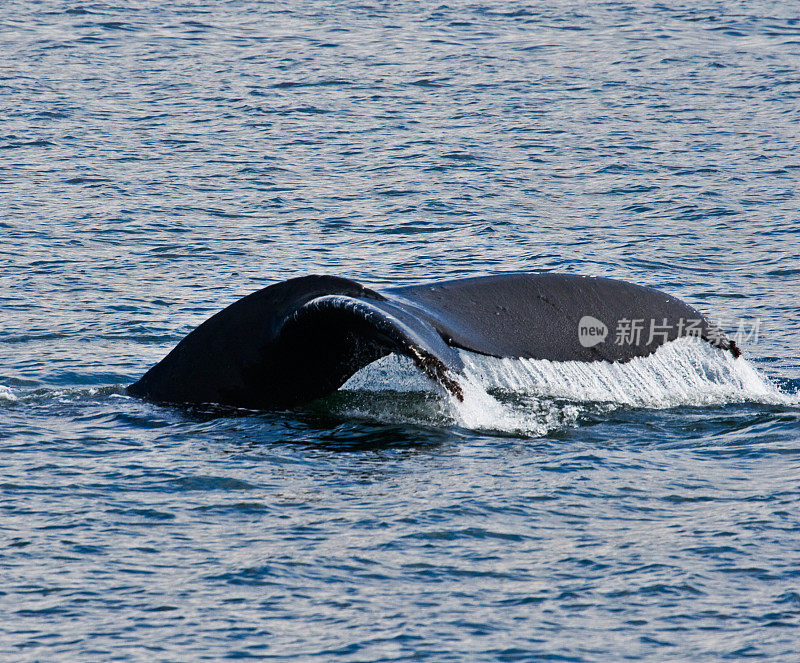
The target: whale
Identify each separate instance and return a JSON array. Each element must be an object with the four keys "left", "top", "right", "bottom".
[{"left": 126, "top": 273, "right": 740, "bottom": 409}]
